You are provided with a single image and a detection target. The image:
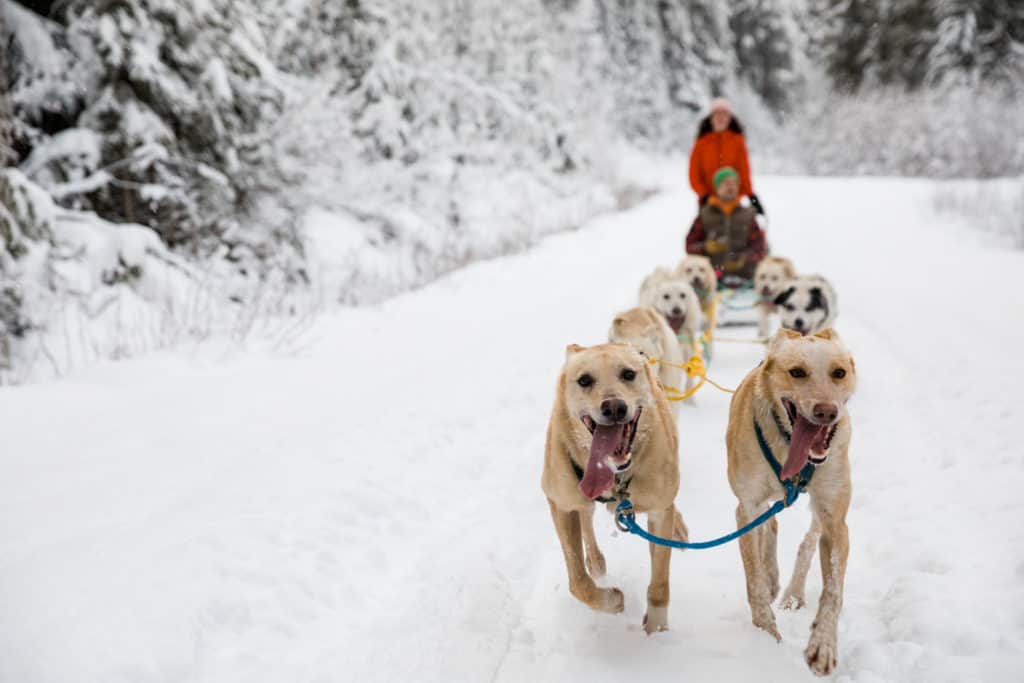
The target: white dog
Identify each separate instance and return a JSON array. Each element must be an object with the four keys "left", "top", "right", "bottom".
[
  {"left": 638, "top": 272, "right": 704, "bottom": 400},
  {"left": 773, "top": 274, "right": 838, "bottom": 335},
  {"left": 753, "top": 256, "right": 797, "bottom": 338},
  {"left": 639, "top": 276, "right": 703, "bottom": 348}
]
